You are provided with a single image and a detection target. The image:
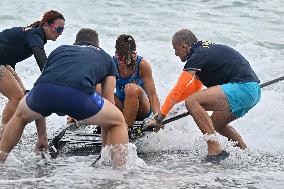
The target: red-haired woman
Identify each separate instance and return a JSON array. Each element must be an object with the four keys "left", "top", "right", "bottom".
[{"left": 0, "top": 10, "right": 65, "bottom": 150}]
